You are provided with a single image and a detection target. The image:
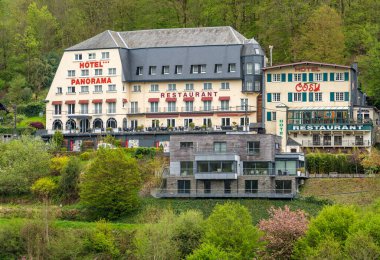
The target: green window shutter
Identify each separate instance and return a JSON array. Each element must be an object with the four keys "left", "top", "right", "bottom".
[
  {"left": 267, "top": 93, "right": 272, "bottom": 102},
  {"left": 267, "top": 111, "right": 272, "bottom": 121},
  {"left": 330, "top": 92, "right": 335, "bottom": 101},
  {"left": 344, "top": 92, "right": 349, "bottom": 101},
  {"left": 344, "top": 72, "right": 349, "bottom": 81},
  {"left": 323, "top": 73, "right": 328, "bottom": 81},
  {"left": 288, "top": 73, "right": 293, "bottom": 82},
  {"left": 302, "top": 73, "right": 307, "bottom": 82},
  {"left": 309, "top": 73, "right": 314, "bottom": 82},
  {"left": 267, "top": 73, "right": 272, "bottom": 82},
  {"left": 281, "top": 73, "right": 286, "bottom": 82},
  {"left": 309, "top": 92, "right": 314, "bottom": 102},
  {"left": 330, "top": 72, "right": 335, "bottom": 81},
  {"left": 302, "top": 92, "right": 307, "bottom": 102},
  {"left": 288, "top": 93, "right": 293, "bottom": 102}
]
